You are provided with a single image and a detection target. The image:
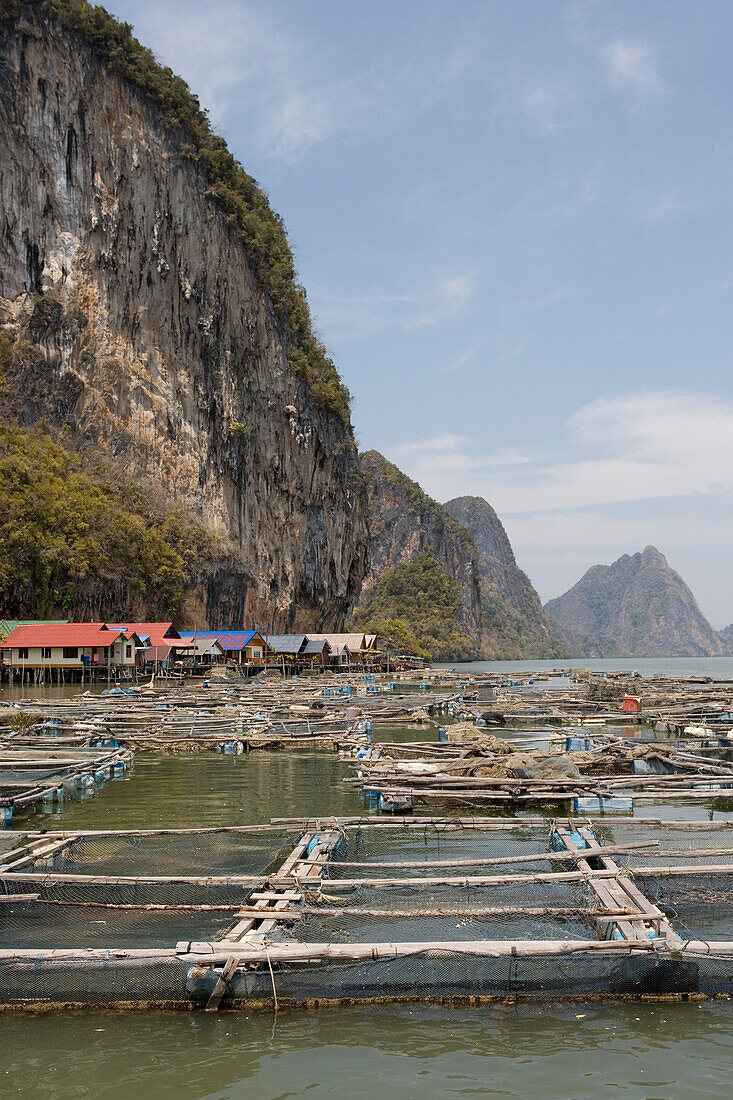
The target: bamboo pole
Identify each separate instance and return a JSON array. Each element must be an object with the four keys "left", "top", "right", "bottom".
[
  {"left": 294, "top": 839, "right": 659, "bottom": 870},
  {"left": 297, "top": 905, "right": 638, "bottom": 920},
  {"left": 286, "top": 860, "right": 733, "bottom": 890}
]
